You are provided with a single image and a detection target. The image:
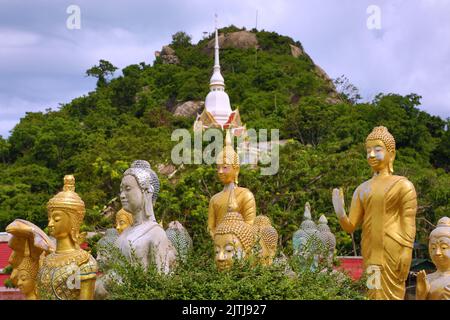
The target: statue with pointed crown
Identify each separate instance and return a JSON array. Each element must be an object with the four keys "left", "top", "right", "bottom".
[
  {"left": 416, "top": 217, "right": 450, "bottom": 300},
  {"left": 115, "top": 160, "right": 177, "bottom": 273},
  {"left": 37, "top": 175, "right": 98, "bottom": 300},
  {"left": 292, "top": 202, "right": 322, "bottom": 270},
  {"left": 7, "top": 176, "right": 98, "bottom": 300},
  {"left": 332, "top": 126, "right": 417, "bottom": 300},
  {"left": 316, "top": 215, "right": 336, "bottom": 268},
  {"left": 207, "top": 130, "right": 256, "bottom": 238},
  {"left": 94, "top": 228, "right": 119, "bottom": 300}
]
